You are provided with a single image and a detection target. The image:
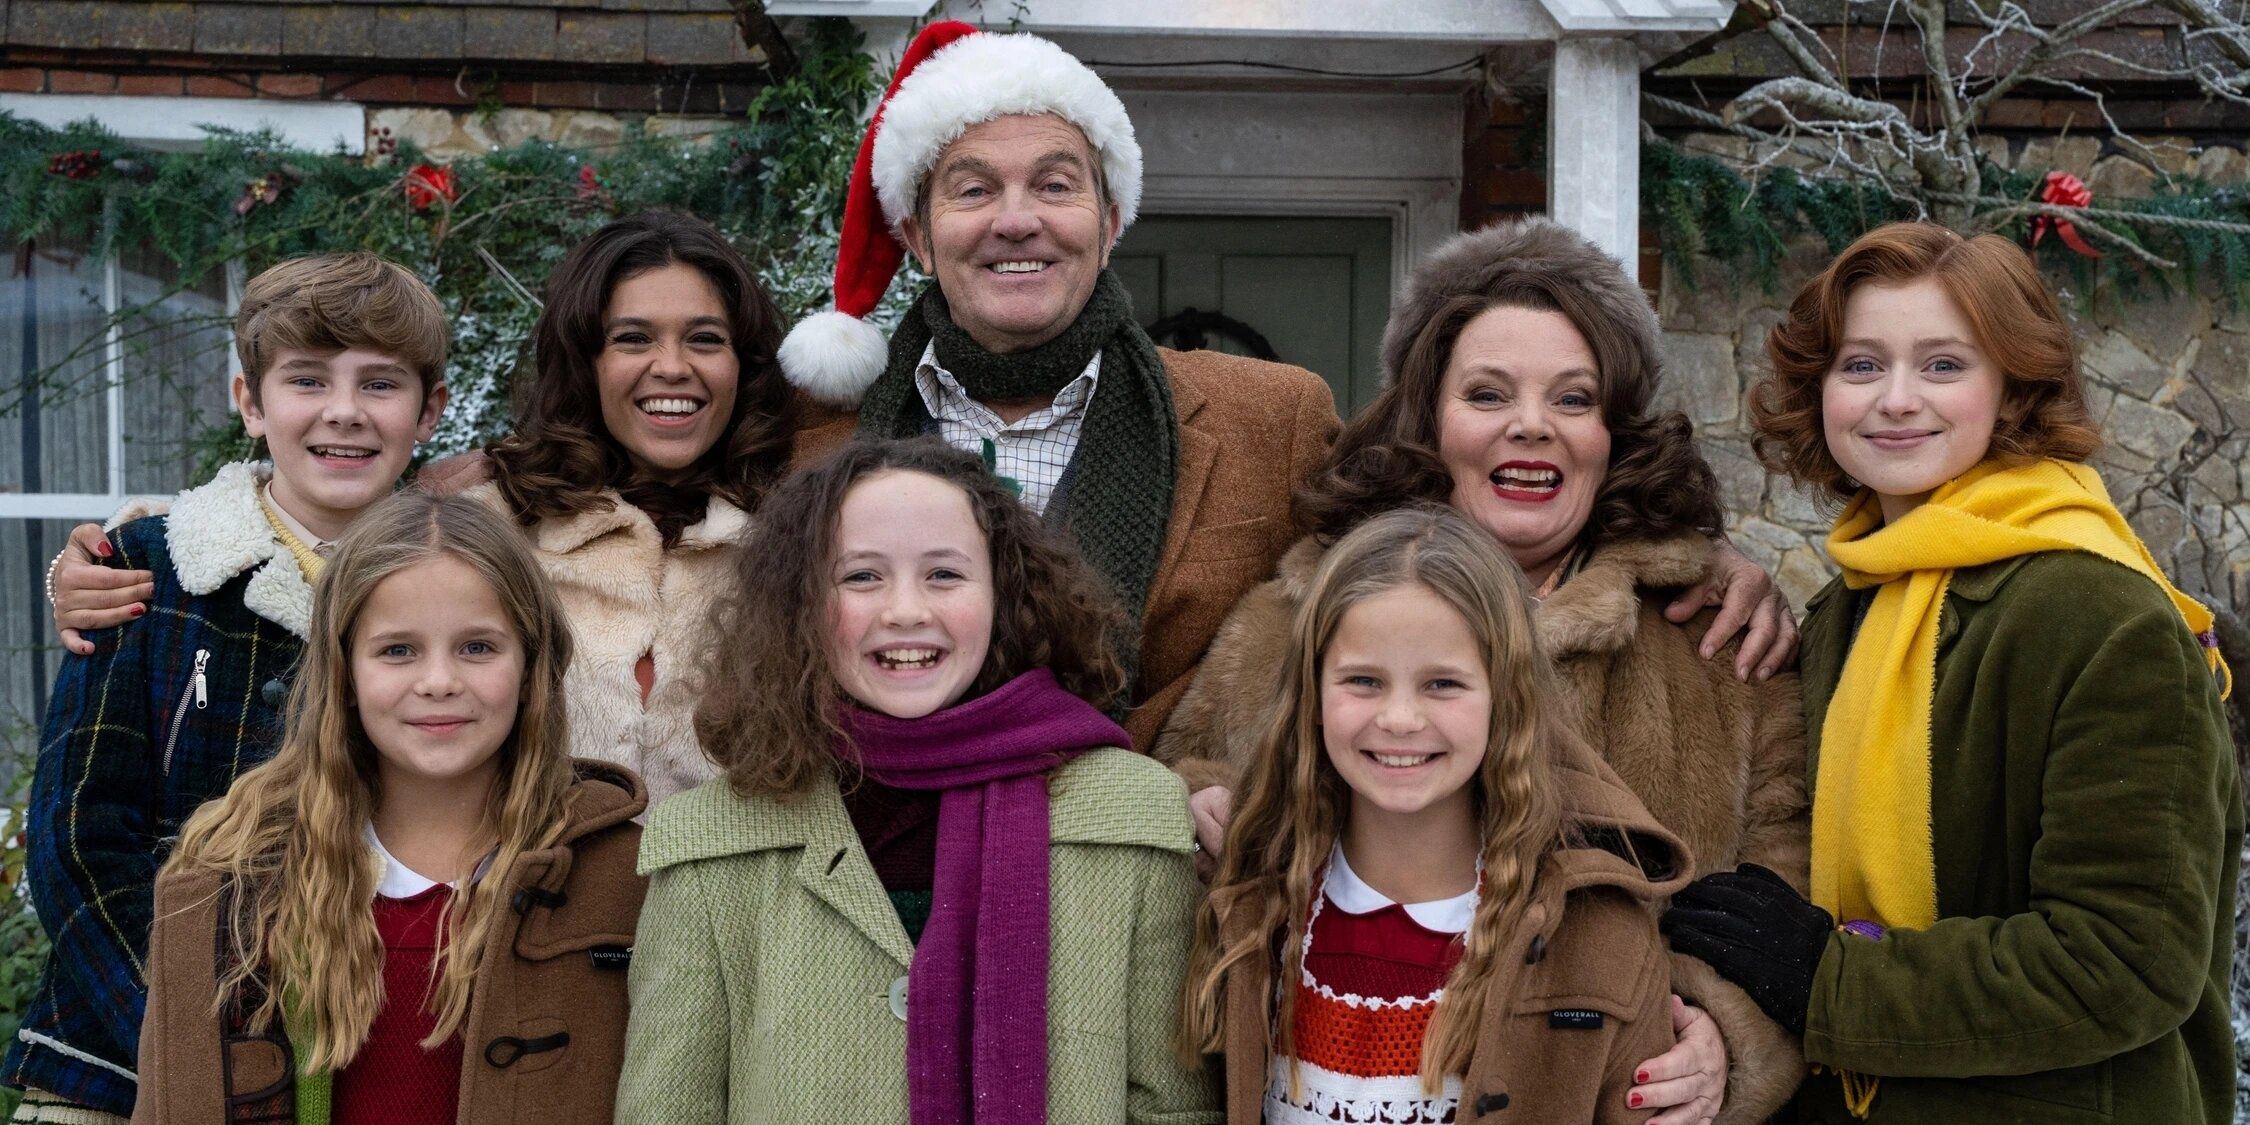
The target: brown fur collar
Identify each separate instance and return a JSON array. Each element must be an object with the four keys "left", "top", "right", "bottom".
[{"left": 1534, "top": 533, "right": 1712, "bottom": 658}]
